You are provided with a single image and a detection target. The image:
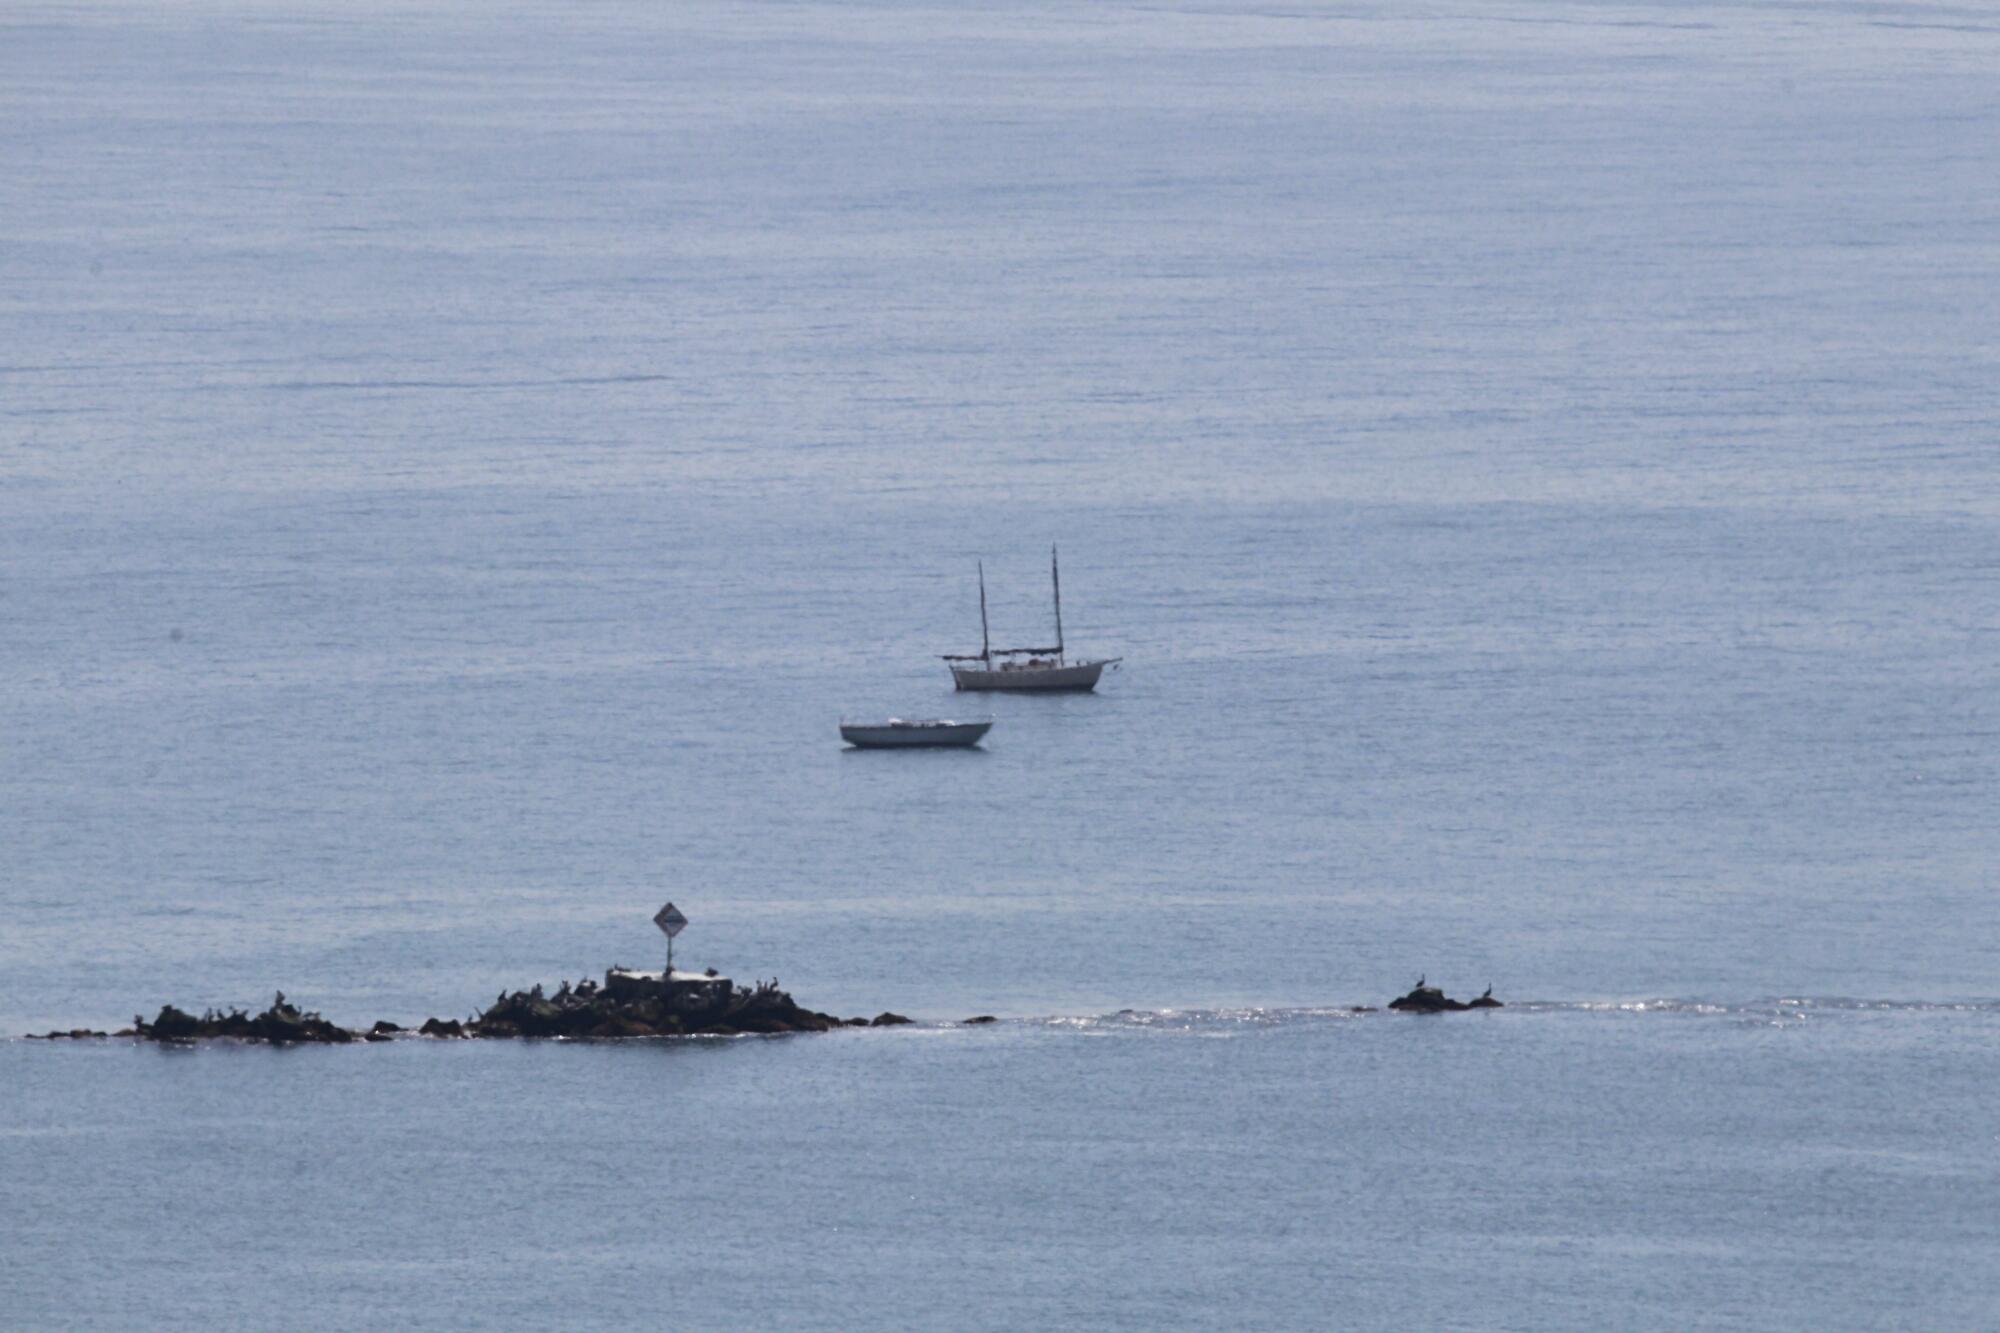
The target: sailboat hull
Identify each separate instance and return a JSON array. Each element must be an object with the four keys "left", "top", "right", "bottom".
[{"left": 949, "top": 660, "right": 1112, "bottom": 692}]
